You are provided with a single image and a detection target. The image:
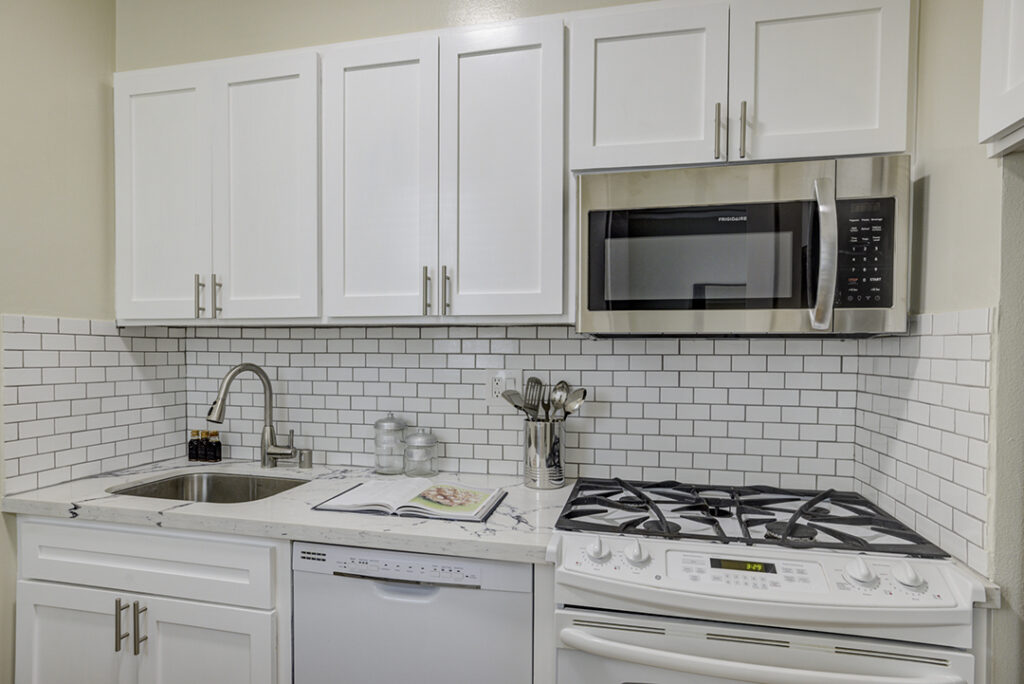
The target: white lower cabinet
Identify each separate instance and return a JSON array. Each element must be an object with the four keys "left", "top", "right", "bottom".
[
  {"left": 16, "top": 581, "right": 136, "bottom": 684},
  {"left": 138, "top": 594, "right": 275, "bottom": 684},
  {"left": 17, "top": 581, "right": 275, "bottom": 684},
  {"left": 15, "top": 517, "right": 290, "bottom": 684}
]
